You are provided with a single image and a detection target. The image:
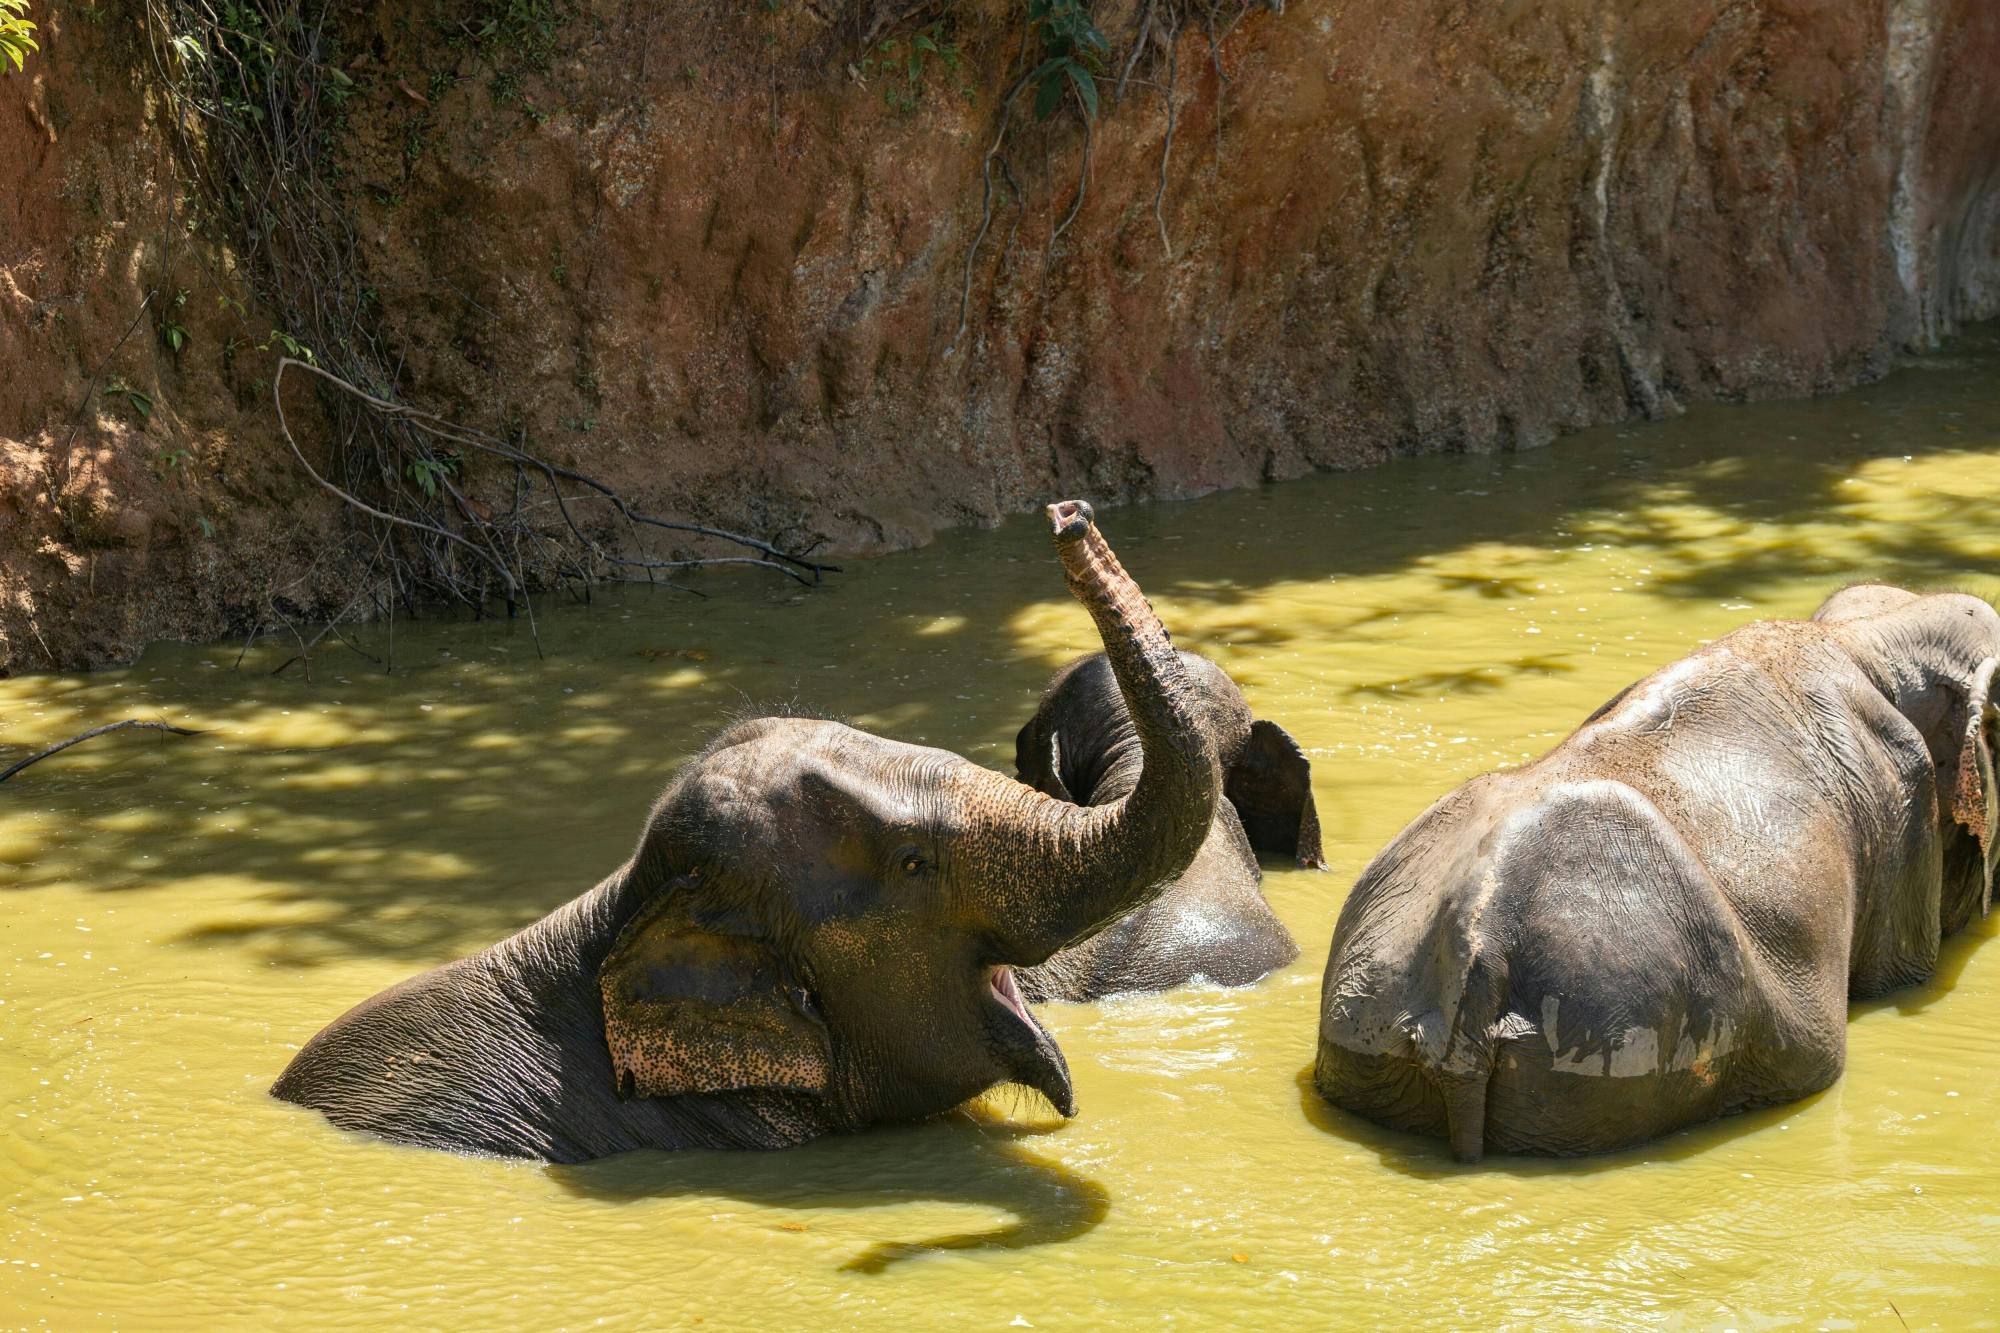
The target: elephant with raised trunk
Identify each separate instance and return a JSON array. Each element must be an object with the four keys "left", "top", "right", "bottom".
[
  {"left": 1316, "top": 585, "right": 1999, "bottom": 1162},
  {"left": 1012, "top": 649, "right": 1323, "bottom": 1001},
  {"left": 273, "top": 501, "right": 1223, "bottom": 1162}
]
